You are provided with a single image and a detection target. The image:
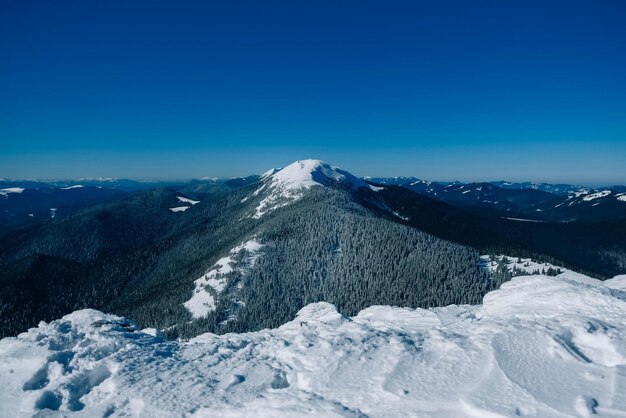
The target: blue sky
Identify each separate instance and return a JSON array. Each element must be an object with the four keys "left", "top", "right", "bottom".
[{"left": 1, "top": 1, "right": 625, "bottom": 185}]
